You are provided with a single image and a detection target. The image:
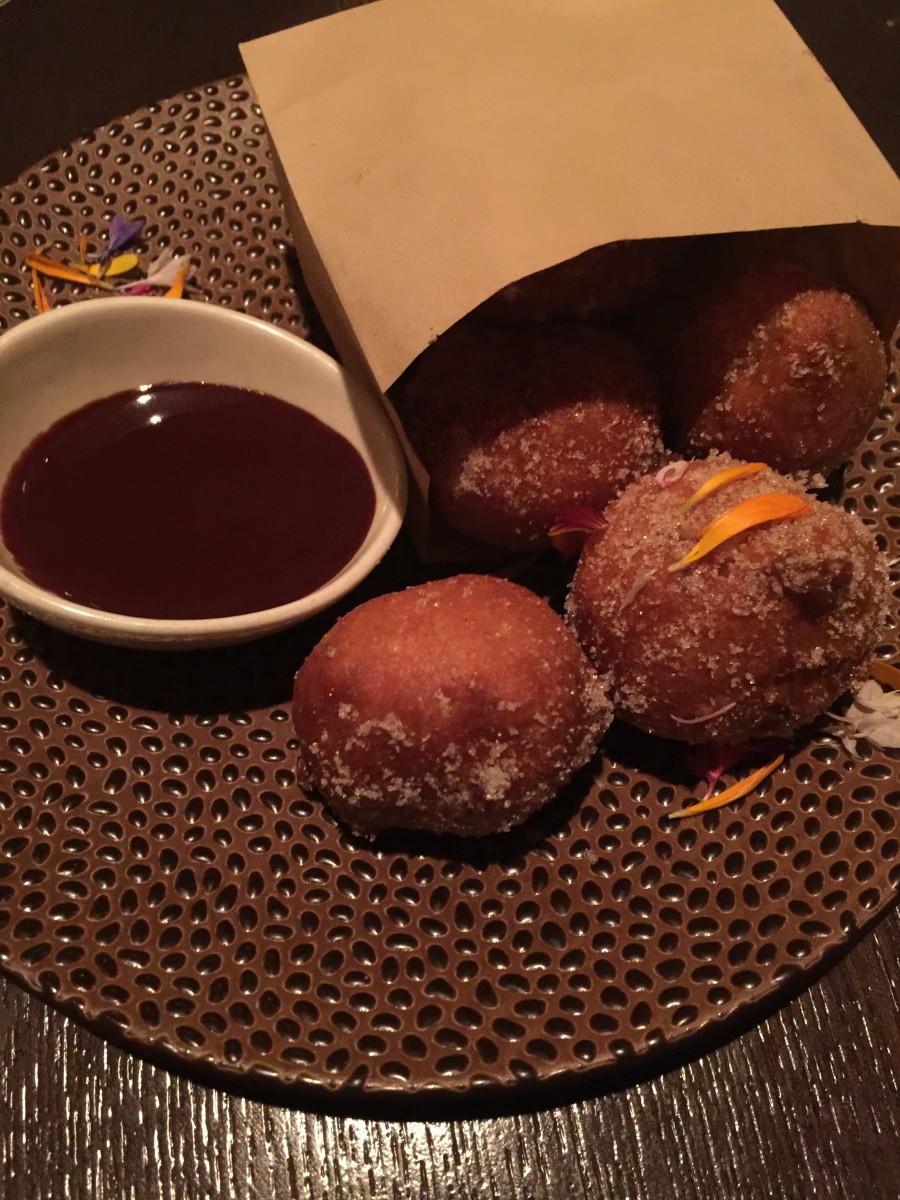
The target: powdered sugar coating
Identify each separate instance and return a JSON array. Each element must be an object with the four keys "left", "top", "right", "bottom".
[
  {"left": 293, "top": 574, "right": 612, "bottom": 837},
  {"left": 418, "top": 324, "right": 662, "bottom": 550},
  {"left": 567, "top": 452, "right": 889, "bottom": 744},
  {"left": 662, "top": 260, "right": 886, "bottom": 473}
]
